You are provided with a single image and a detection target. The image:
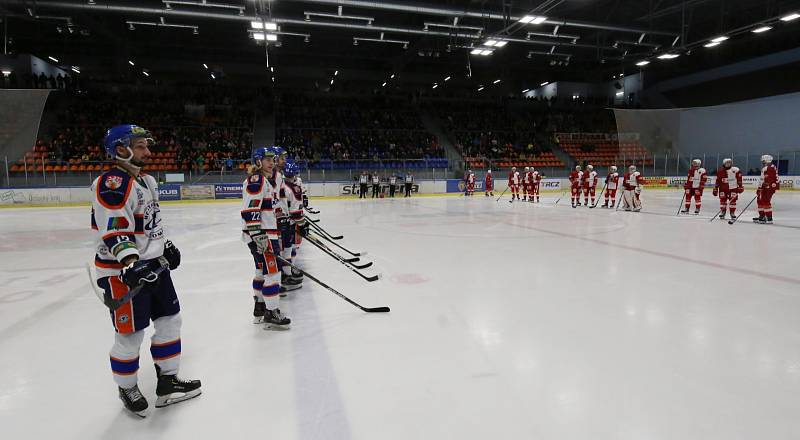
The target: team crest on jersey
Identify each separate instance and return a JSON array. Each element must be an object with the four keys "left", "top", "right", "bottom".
[
  {"left": 268, "top": 260, "right": 276, "bottom": 269},
  {"left": 250, "top": 175, "right": 261, "bottom": 183},
  {"left": 106, "top": 175, "right": 124, "bottom": 190},
  {"left": 107, "top": 216, "right": 130, "bottom": 230},
  {"left": 118, "top": 314, "right": 130, "bottom": 323}
]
